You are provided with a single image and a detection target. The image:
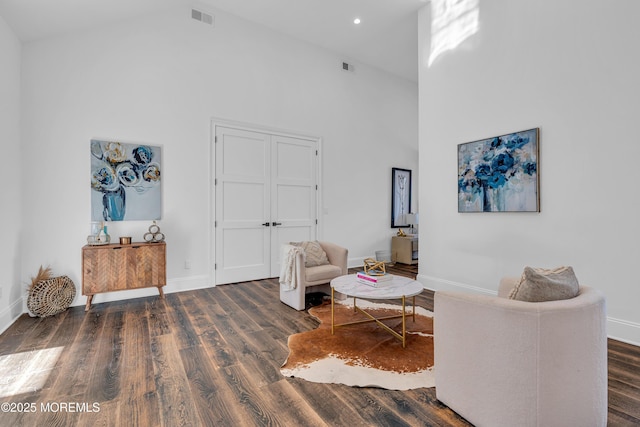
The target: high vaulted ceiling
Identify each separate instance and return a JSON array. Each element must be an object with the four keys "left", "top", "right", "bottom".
[{"left": 0, "top": 0, "right": 426, "bottom": 82}]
